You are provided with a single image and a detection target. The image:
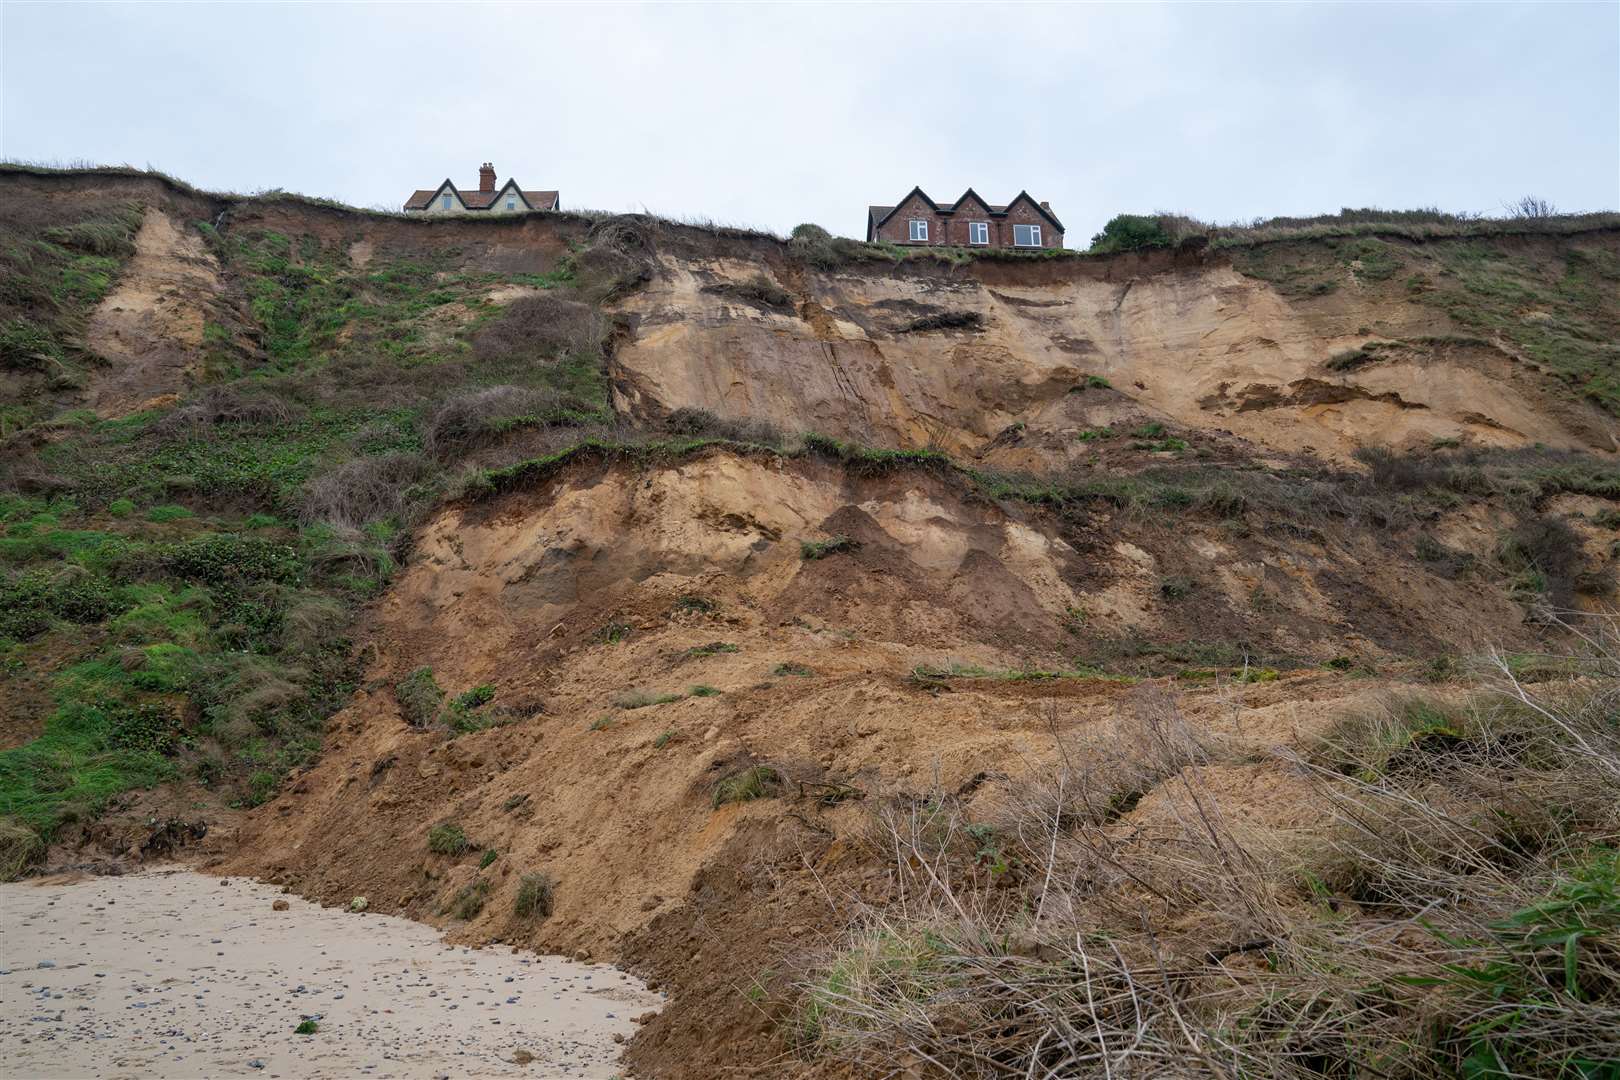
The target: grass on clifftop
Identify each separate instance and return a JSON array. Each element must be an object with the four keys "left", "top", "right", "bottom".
[{"left": 1233, "top": 231, "right": 1620, "bottom": 415}]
